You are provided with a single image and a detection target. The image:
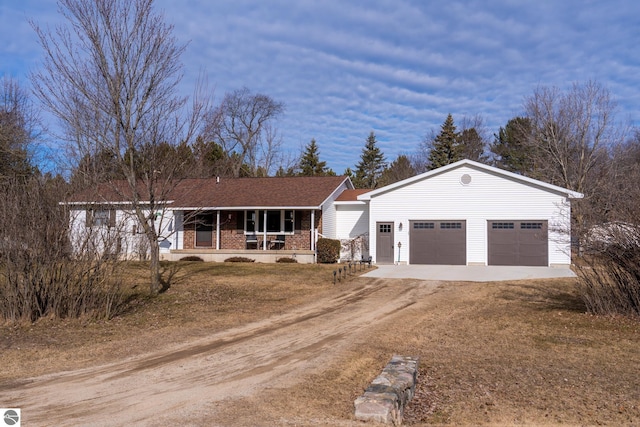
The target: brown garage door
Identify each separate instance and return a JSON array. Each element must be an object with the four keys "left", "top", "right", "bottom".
[
  {"left": 488, "top": 221, "right": 548, "bottom": 266},
  {"left": 409, "top": 220, "right": 466, "bottom": 265}
]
